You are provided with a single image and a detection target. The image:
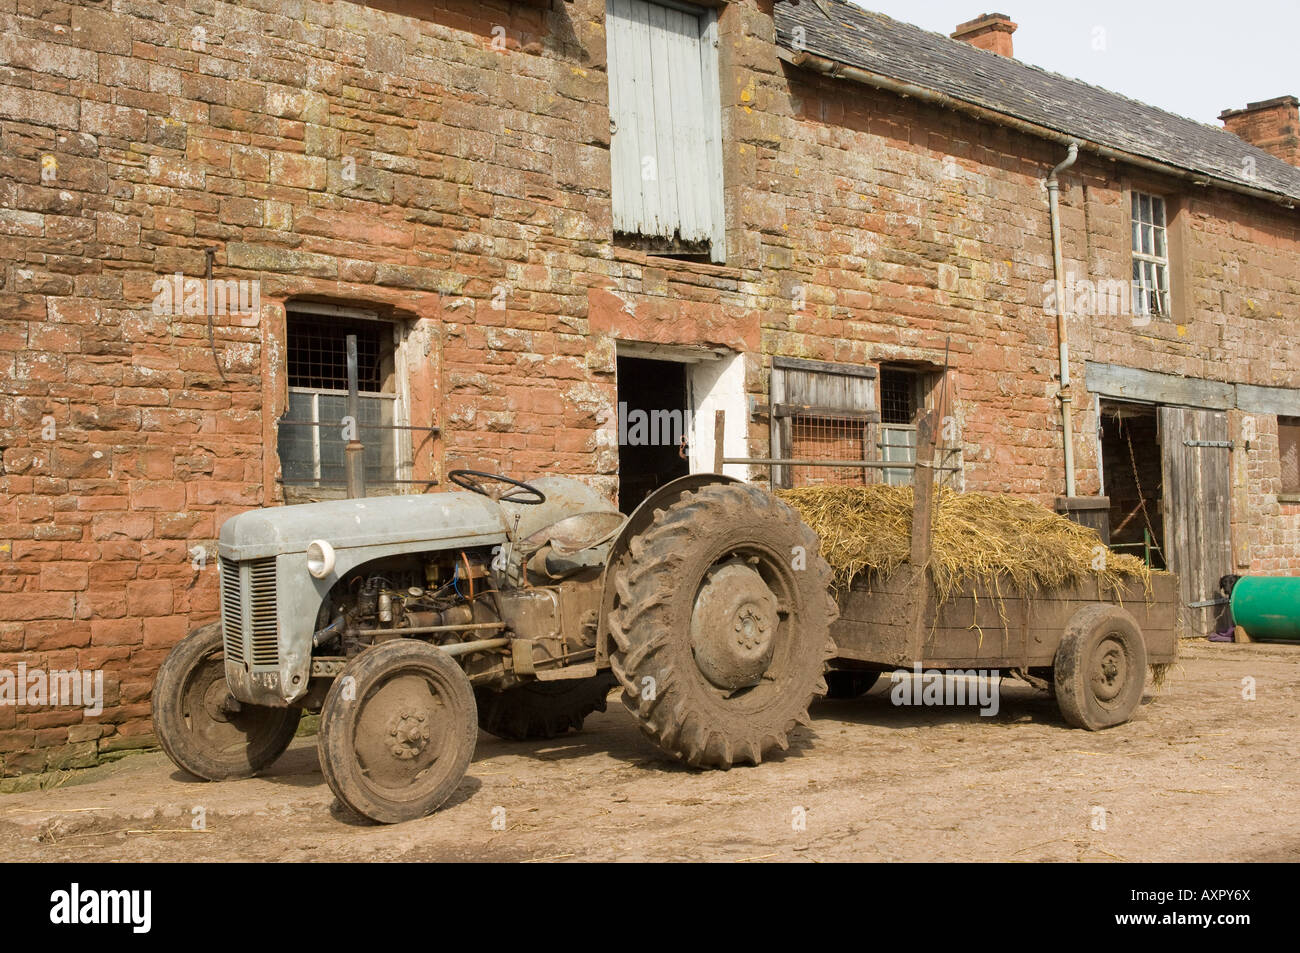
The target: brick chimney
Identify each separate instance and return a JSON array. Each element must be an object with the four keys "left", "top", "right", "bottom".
[
  {"left": 1220, "top": 96, "right": 1300, "bottom": 167},
  {"left": 952, "top": 13, "right": 1017, "bottom": 58}
]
